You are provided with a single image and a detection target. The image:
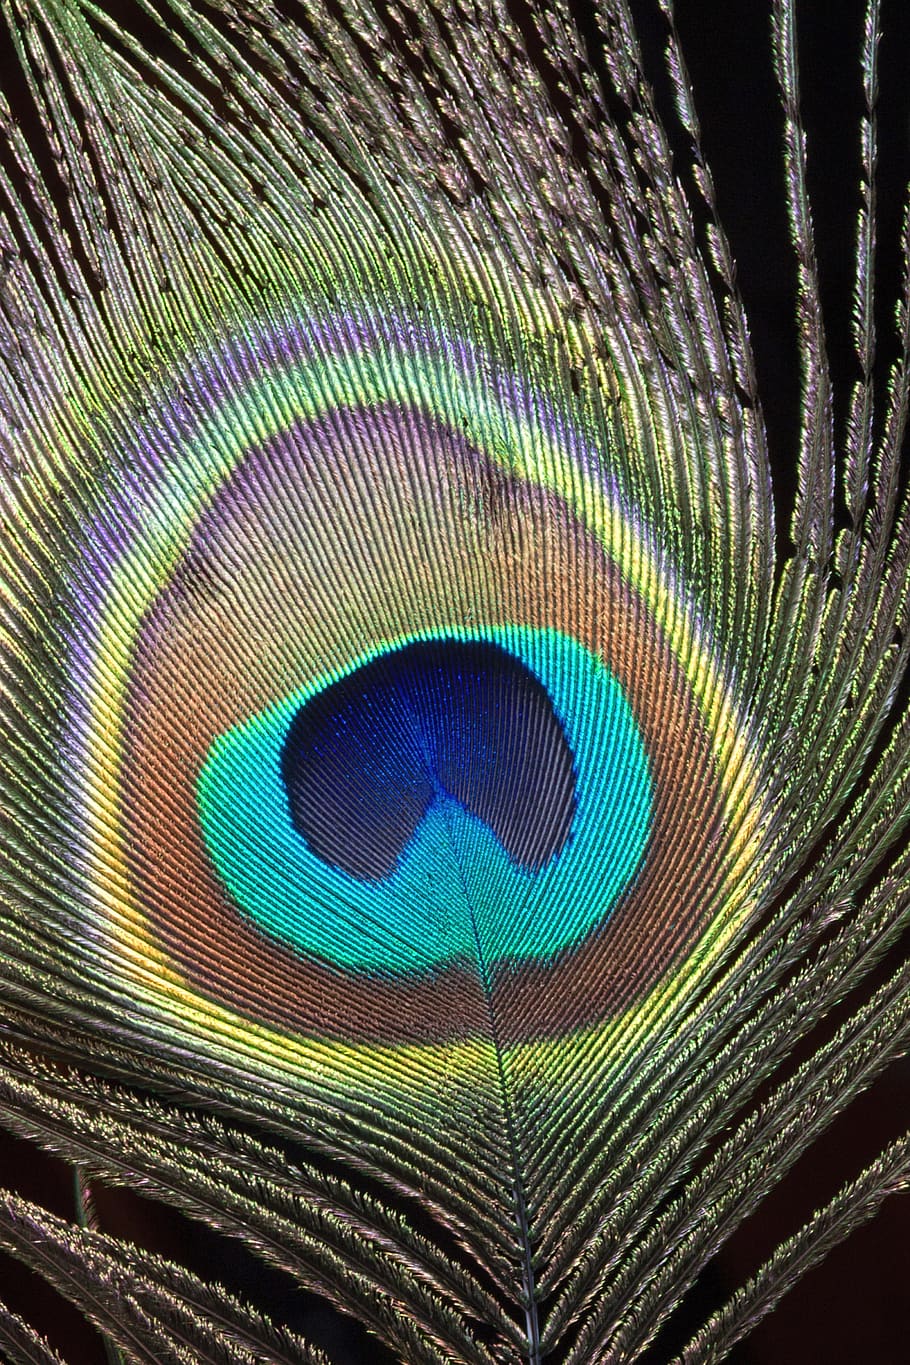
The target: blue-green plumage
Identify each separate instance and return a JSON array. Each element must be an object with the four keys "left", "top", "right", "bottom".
[
  {"left": 199, "top": 627, "right": 651, "bottom": 975},
  {"left": 0, "top": 0, "right": 909, "bottom": 1361}
]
